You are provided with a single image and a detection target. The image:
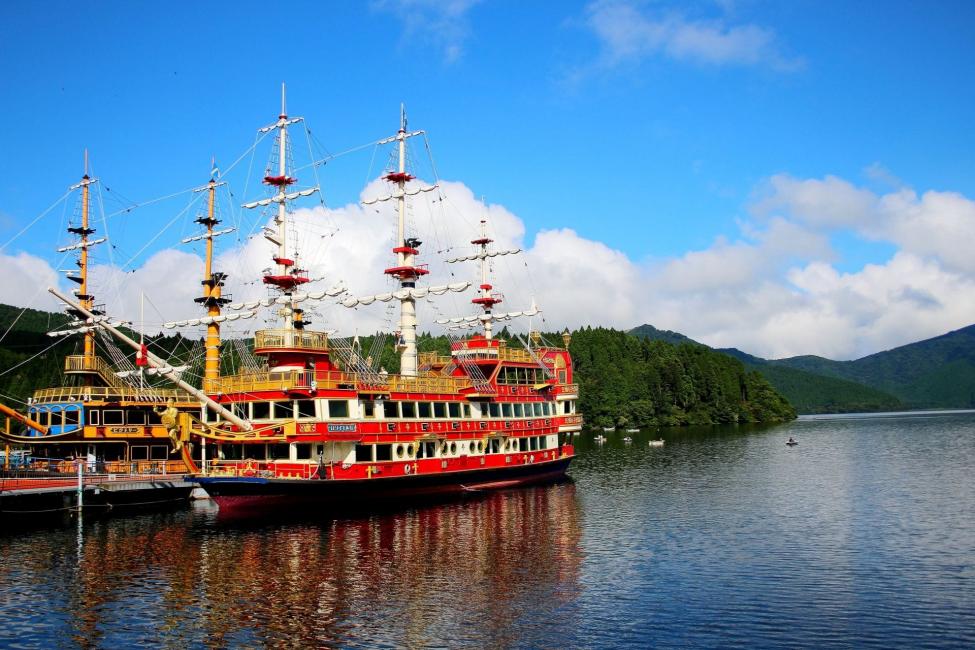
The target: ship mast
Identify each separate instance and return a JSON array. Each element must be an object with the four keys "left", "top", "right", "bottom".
[
  {"left": 383, "top": 105, "right": 427, "bottom": 376},
  {"left": 471, "top": 219, "right": 503, "bottom": 340},
  {"left": 60, "top": 150, "right": 106, "bottom": 384},
  {"left": 186, "top": 165, "right": 232, "bottom": 386},
  {"left": 242, "top": 83, "right": 316, "bottom": 330}
]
